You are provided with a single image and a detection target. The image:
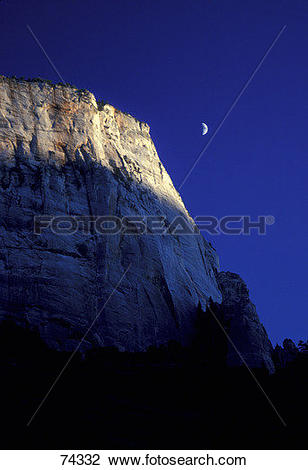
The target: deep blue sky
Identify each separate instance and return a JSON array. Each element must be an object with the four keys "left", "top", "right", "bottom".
[{"left": 0, "top": 0, "right": 307, "bottom": 345}]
